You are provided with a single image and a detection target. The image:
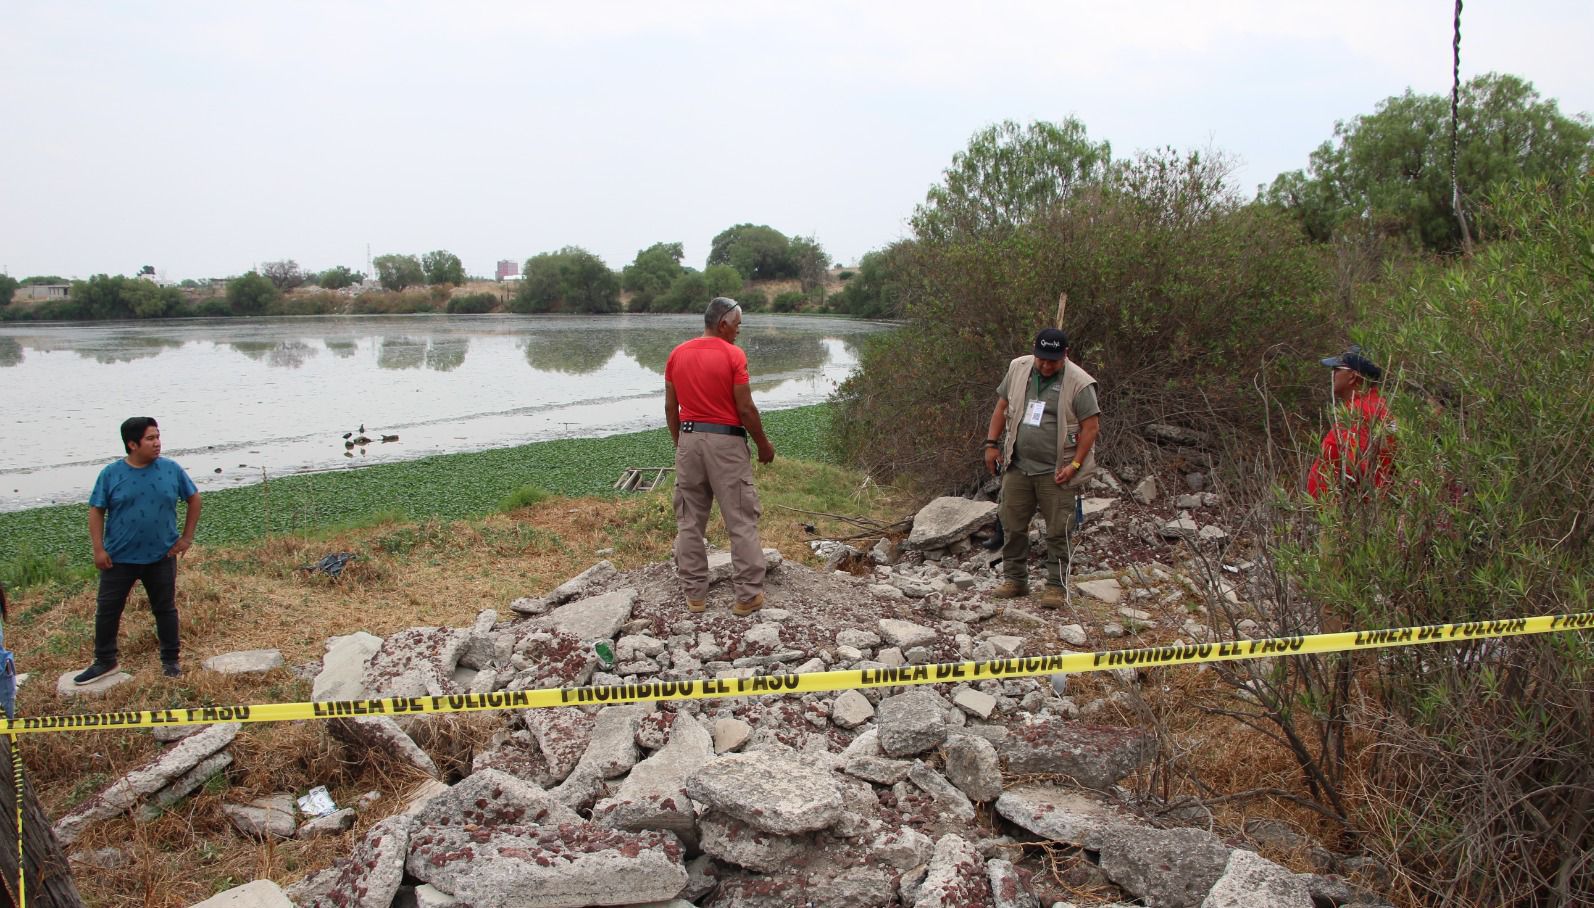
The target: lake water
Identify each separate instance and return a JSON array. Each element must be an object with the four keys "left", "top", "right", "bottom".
[{"left": 0, "top": 314, "right": 892, "bottom": 512}]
